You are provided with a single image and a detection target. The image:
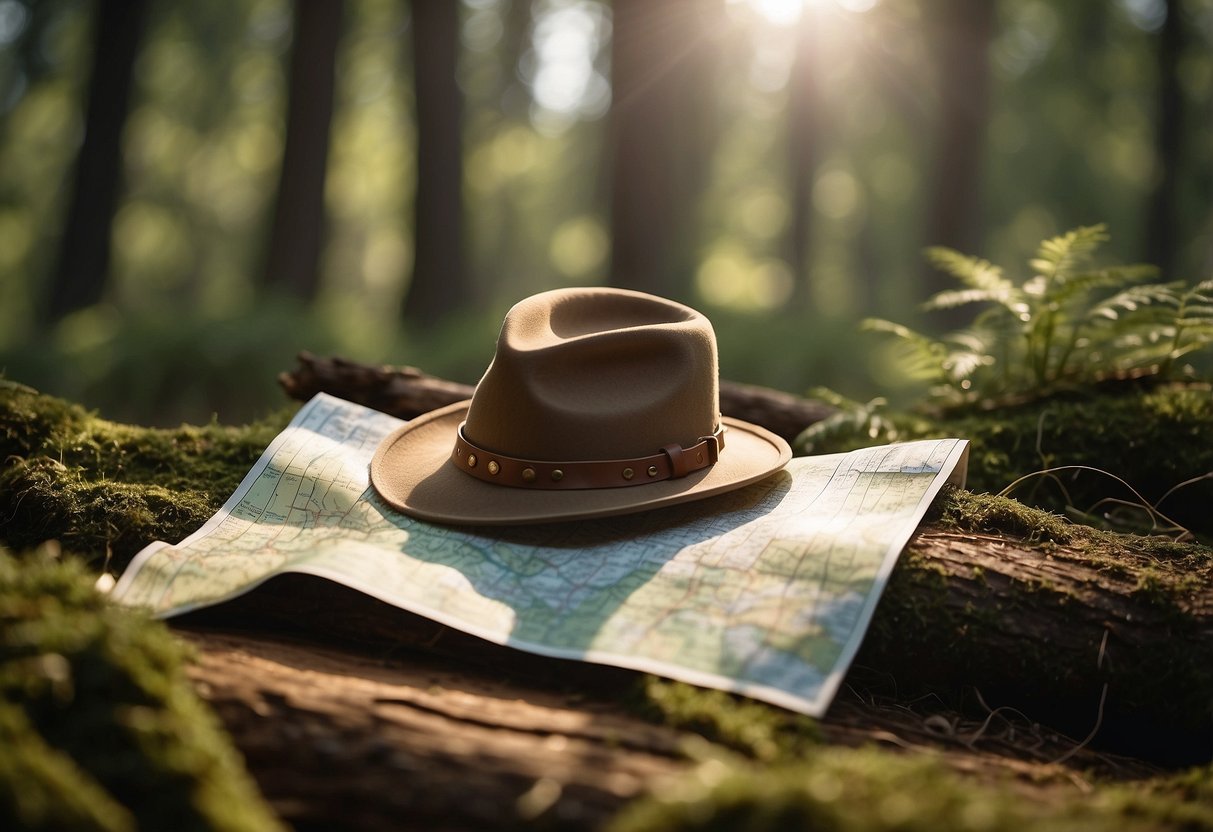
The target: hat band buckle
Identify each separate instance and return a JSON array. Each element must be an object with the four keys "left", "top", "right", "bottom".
[{"left": 452, "top": 423, "right": 726, "bottom": 491}]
